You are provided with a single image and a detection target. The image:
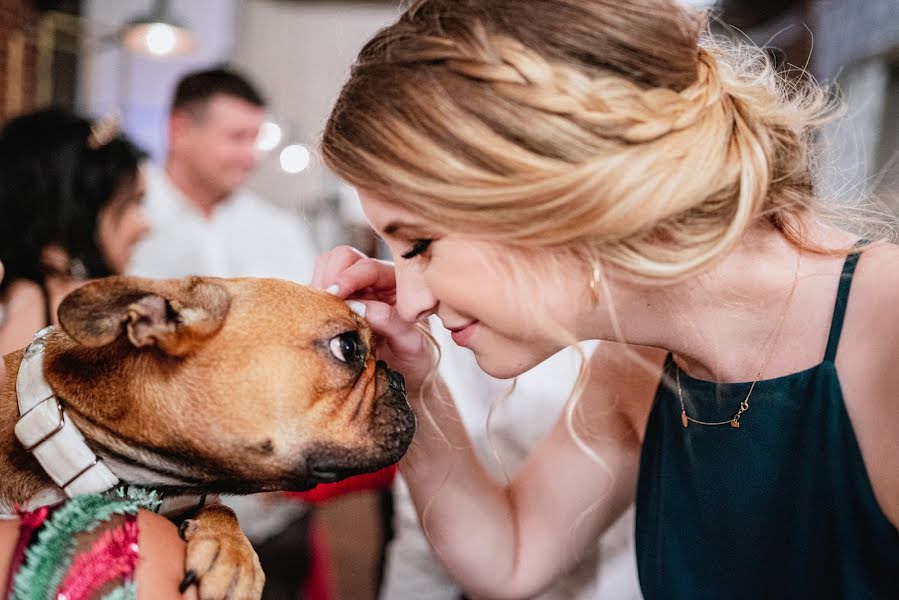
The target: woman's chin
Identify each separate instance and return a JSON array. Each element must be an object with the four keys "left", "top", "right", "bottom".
[{"left": 473, "top": 349, "right": 547, "bottom": 380}]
